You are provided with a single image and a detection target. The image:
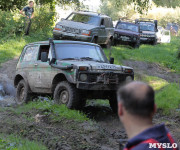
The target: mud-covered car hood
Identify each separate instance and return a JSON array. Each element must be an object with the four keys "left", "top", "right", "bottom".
[
  {"left": 57, "top": 20, "right": 98, "bottom": 30},
  {"left": 56, "top": 60, "right": 133, "bottom": 71},
  {"left": 115, "top": 29, "right": 139, "bottom": 37}
]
